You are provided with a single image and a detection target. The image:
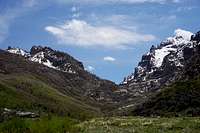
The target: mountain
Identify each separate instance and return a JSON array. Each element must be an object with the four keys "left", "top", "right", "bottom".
[
  {"left": 0, "top": 46, "right": 121, "bottom": 119},
  {"left": 121, "top": 29, "right": 194, "bottom": 95},
  {"left": 132, "top": 32, "right": 200, "bottom": 116},
  {"left": 121, "top": 30, "right": 200, "bottom": 116},
  {"left": 7, "top": 46, "right": 83, "bottom": 73},
  {"left": 111, "top": 29, "right": 196, "bottom": 115},
  {"left": 2, "top": 29, "right": 200, "bottom": 118}
]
